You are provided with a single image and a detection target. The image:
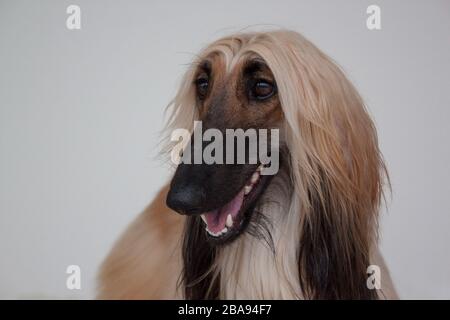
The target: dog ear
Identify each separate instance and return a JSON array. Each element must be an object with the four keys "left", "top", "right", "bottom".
[
  {"left": 258, "top": 32, "right": 388, "bottom": 299},
  {"left": 293, "top": 86, "right": 387, "bottom": 299},
  {"left": 298, "top": 169, "right": 380, "bottom": 299},
  {"left": 291, "top": 75, "right": 387, "bottom": 300}
]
